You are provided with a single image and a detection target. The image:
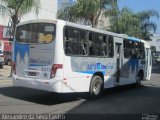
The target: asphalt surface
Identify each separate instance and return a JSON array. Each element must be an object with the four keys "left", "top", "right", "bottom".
[{"left": 0, "top": 66, "right": 160, "bottom": 120}]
